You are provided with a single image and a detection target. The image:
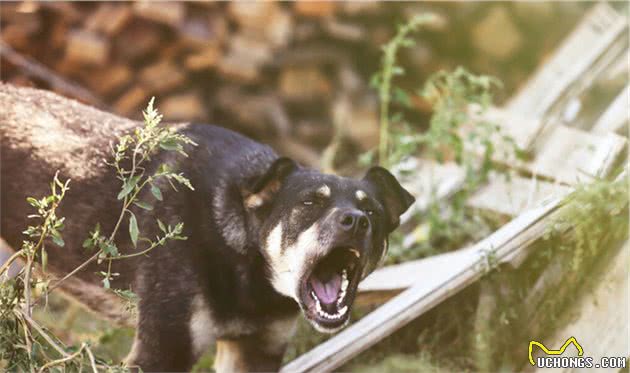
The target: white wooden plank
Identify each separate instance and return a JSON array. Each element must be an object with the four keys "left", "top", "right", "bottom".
[
  {"left": 507, "top": 3, "right": 627, "bottom": 123},
  {"left": 282, "top": 193, "right": 567, "bottom": 373},
  {"left": 592, "top": 85, "right": 629, "bottom": 135},
  {"left": 464, "top": 110, "right": 626, "bottom": 185},
  {"left": 532, "top": 241, "right": 629, "bottom": 373},
  {"left": 525, "top": 125, "right": 626, "bottom": 185},
  {"left": 396, "top": 158, "right": 466, "bottom": 224},
  {"left": 482, "top": 106, "right": 544, "bottom": 151},
  {"left": 467, "top": 173, "right": 572, "bottom": 217},
  {"left": 358, "top": 245, "right": 476, "bottom": 293}
]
